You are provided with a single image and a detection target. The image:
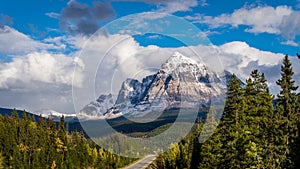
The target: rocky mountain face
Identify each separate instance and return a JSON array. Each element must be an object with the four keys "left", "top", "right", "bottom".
[{"left": 79, "top": 52, "right": 229, "bottom": 120}]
